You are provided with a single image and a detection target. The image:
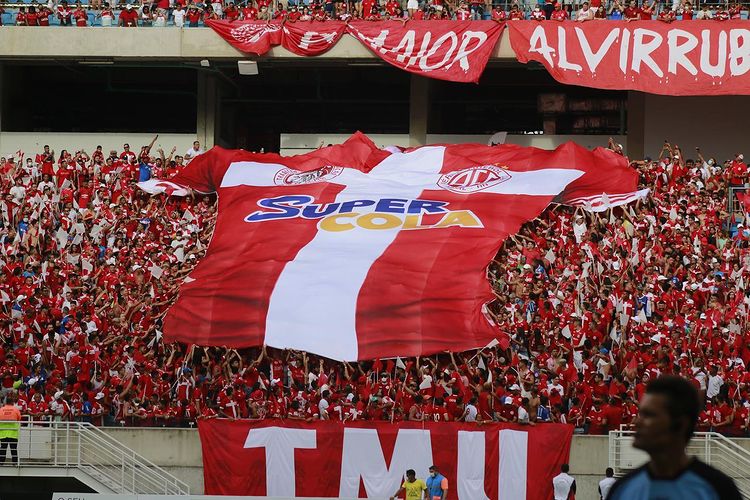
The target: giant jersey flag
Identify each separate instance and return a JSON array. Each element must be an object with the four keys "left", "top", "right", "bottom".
[{"left": 140, "top": 133, "right": 639, "bottom": 360}]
